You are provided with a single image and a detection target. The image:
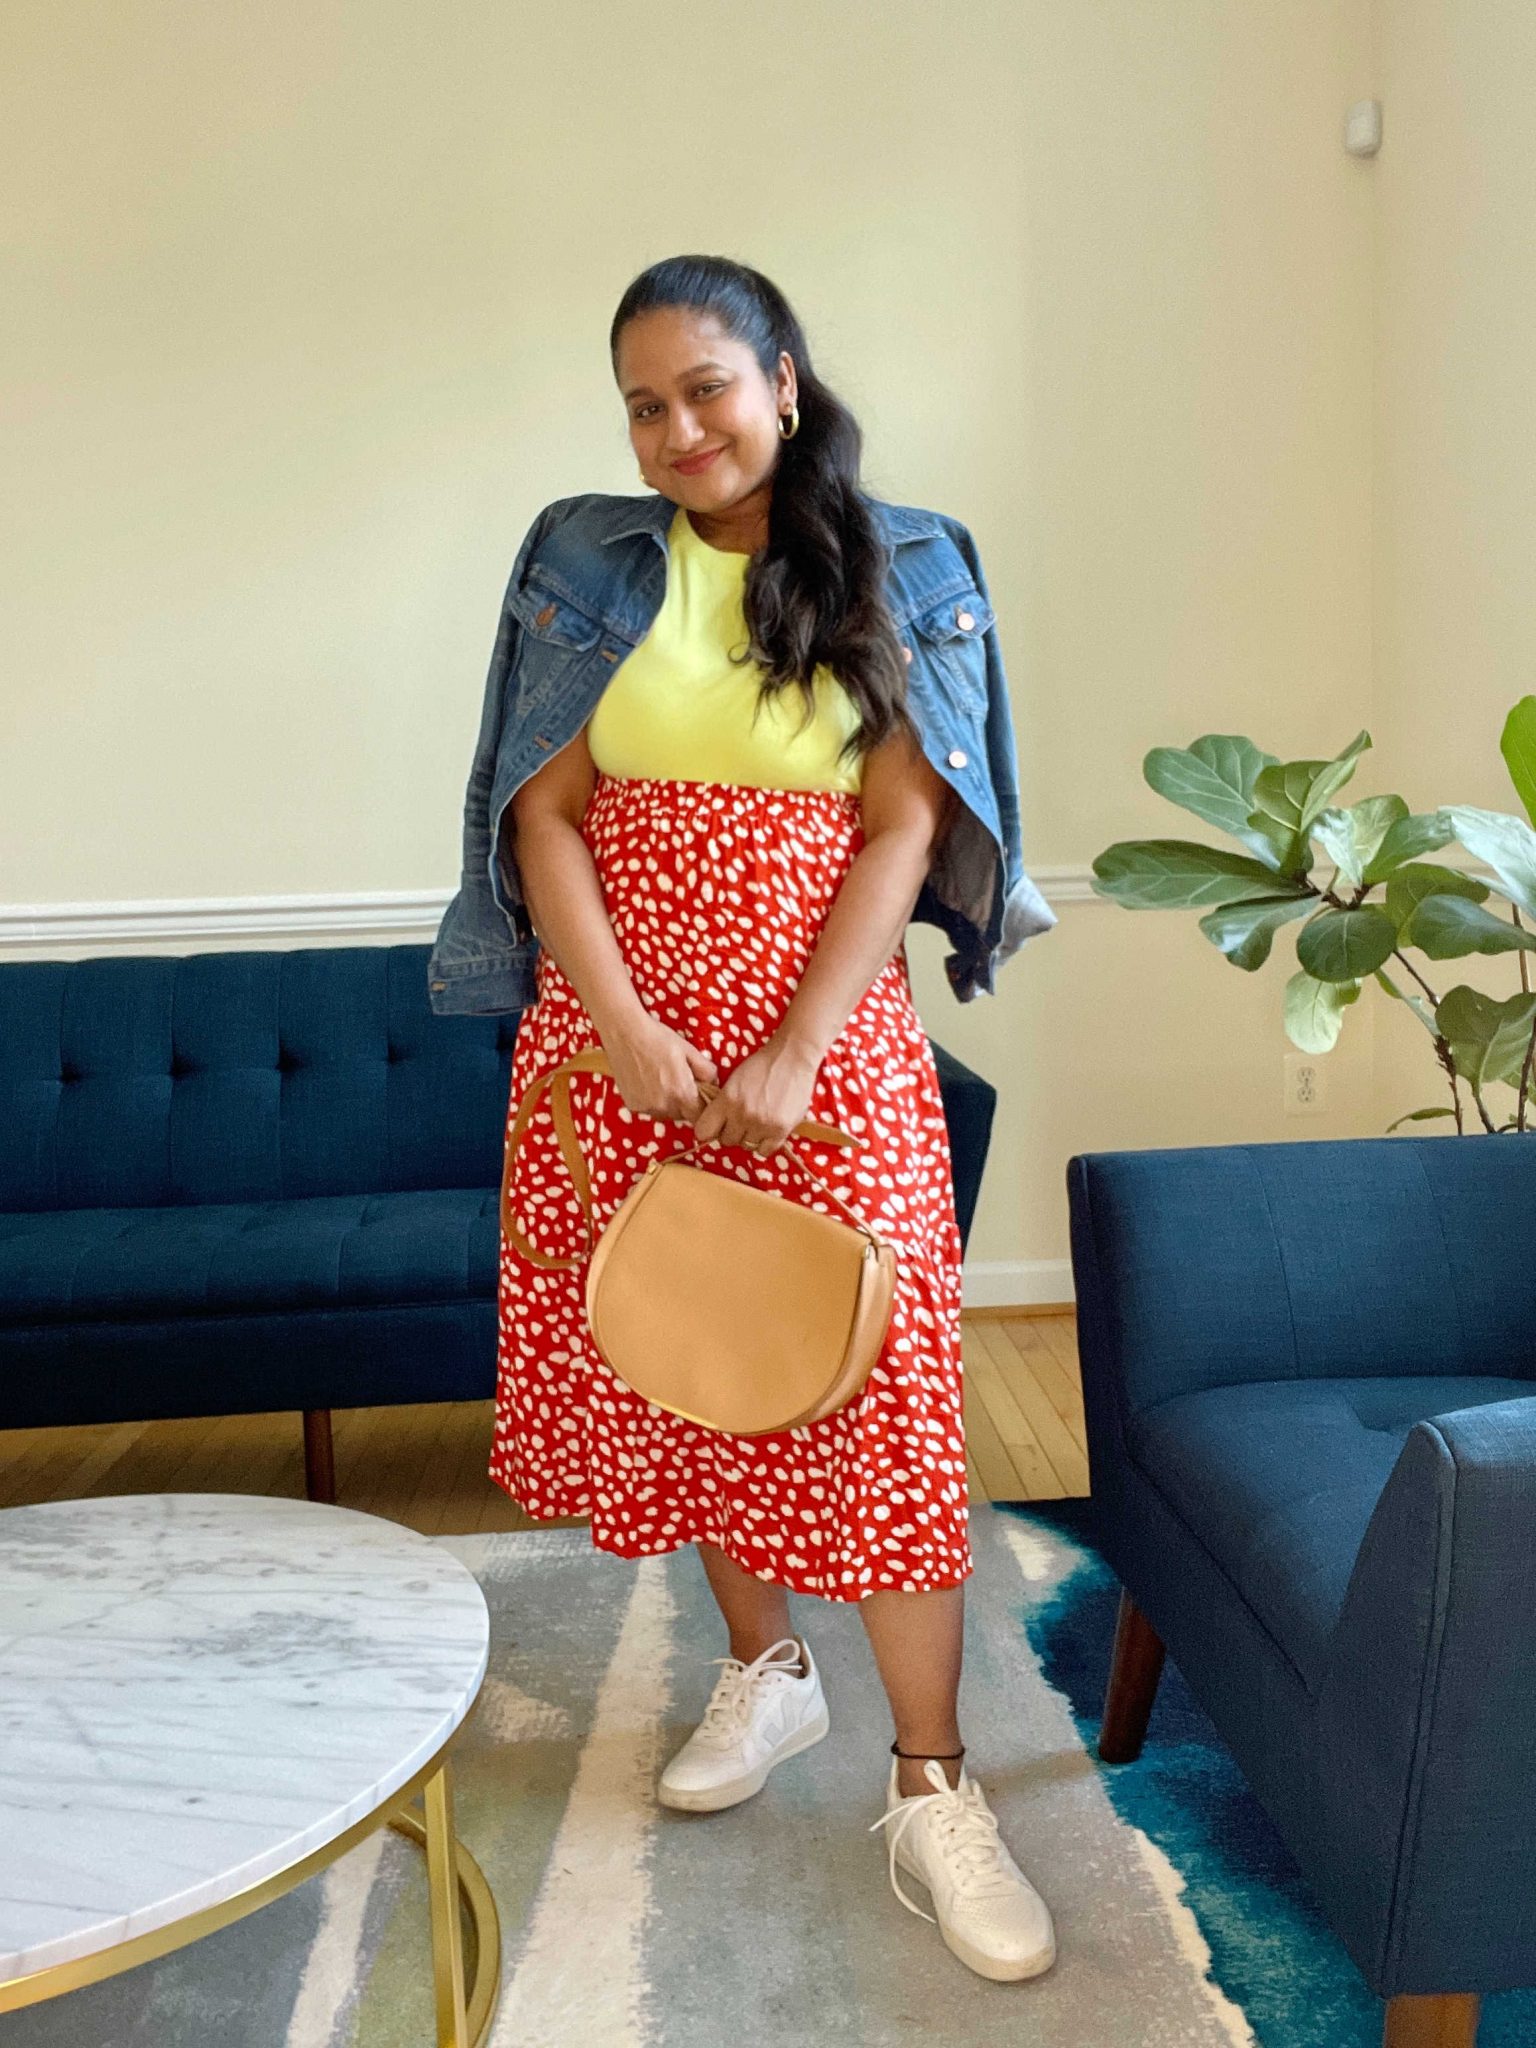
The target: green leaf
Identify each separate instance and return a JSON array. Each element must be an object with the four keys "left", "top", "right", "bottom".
[
  {"left": 1256, "top": 829, "right": 1317, "bottom": 881},
  {"left": 1501, "top": 695, "right": 1536, "bottom": 827},
  {"left": 1403, "top": 893, "right": 1536, "bottom": 961},
  {"left": 1385, "top": 861, "right": 1490, "bottom": 931},
  {"left": 1374, "top": 967, "right": 1440, "bottom": 1035},
  {"left": 1285, "top": 970, "right": 1361, "bottom": 1053},
  {"left": 1249, "top": 730, "right": 1372, "bottom": 841},
  {"left": 1435, "top": 986, "right": 1536, "bottom": 1089},
  {"left": 1386, "top": 1106, "right": 1458, "bottom": 1133},
  {"left": 1091, "top": 840, "right": 1307, "bottom": 910},
  {"left": 1142, "top": 735, "right": 1292, "bottom": 867},
  {"left": 1196, "top": 893, "right": 1316, "bottom": 970},
  {"left": 1362, "top": 809, "right": 1456, "bottom": 882},
  {"left": 1445, "top": 806, "right": 1536, "bottom": 920},
  {"left": 1296, "top": 906, "right": 1399, "bottom": 983},
  {"left": 1312, "top": 795, "right": 1408, "bottom": 887}
]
